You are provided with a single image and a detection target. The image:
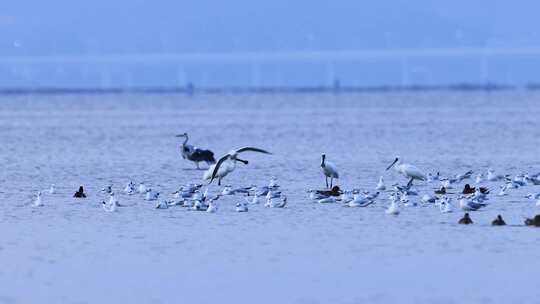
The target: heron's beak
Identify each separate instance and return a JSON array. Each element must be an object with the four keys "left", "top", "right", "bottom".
[{"left": 386, "top": 158, "right": 398, "bottom": 170}]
